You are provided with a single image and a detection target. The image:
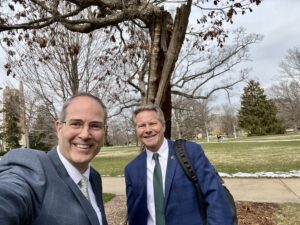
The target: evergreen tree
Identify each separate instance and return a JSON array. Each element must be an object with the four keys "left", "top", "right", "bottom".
[
  {"left": 0, "top": 124, "right": 4, "bottom": 154},
  {"left": 3, "top": 96, "right": 22, "bottom": 151},
  {"left": 238, "top": 80, "right": 285, "bottom": 136}
]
